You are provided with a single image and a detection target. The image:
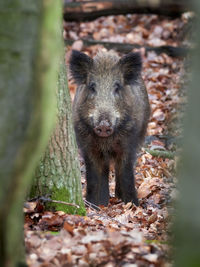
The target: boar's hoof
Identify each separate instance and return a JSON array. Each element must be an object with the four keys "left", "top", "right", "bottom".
[
  {"left": 122, "top": 194, "right": 139, "bottom": 207},
  {"left": 132, "top": 197, "right": 139, "bottom": 207},
  {"left": 94, "top": 120, "right": 113, "bottom": 137}
]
